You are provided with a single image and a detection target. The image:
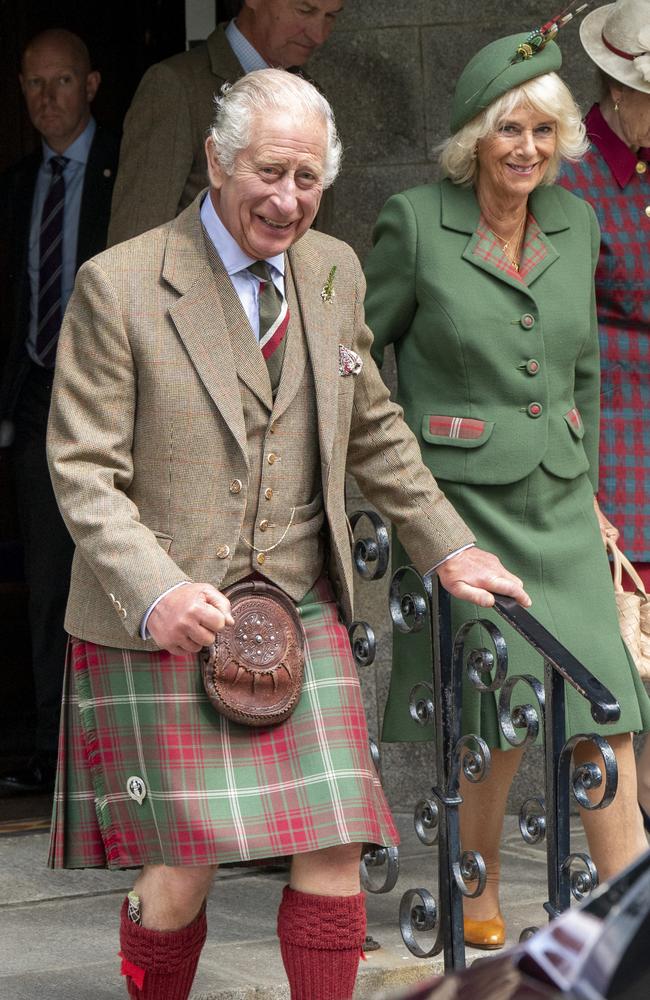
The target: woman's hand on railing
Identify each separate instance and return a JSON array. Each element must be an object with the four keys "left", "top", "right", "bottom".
[
  {"left": 593, "top": 496, "right": 619, "bottom": 547},
  {"left": 436, "top": 546, "right": 531, "bottom": 609}
]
